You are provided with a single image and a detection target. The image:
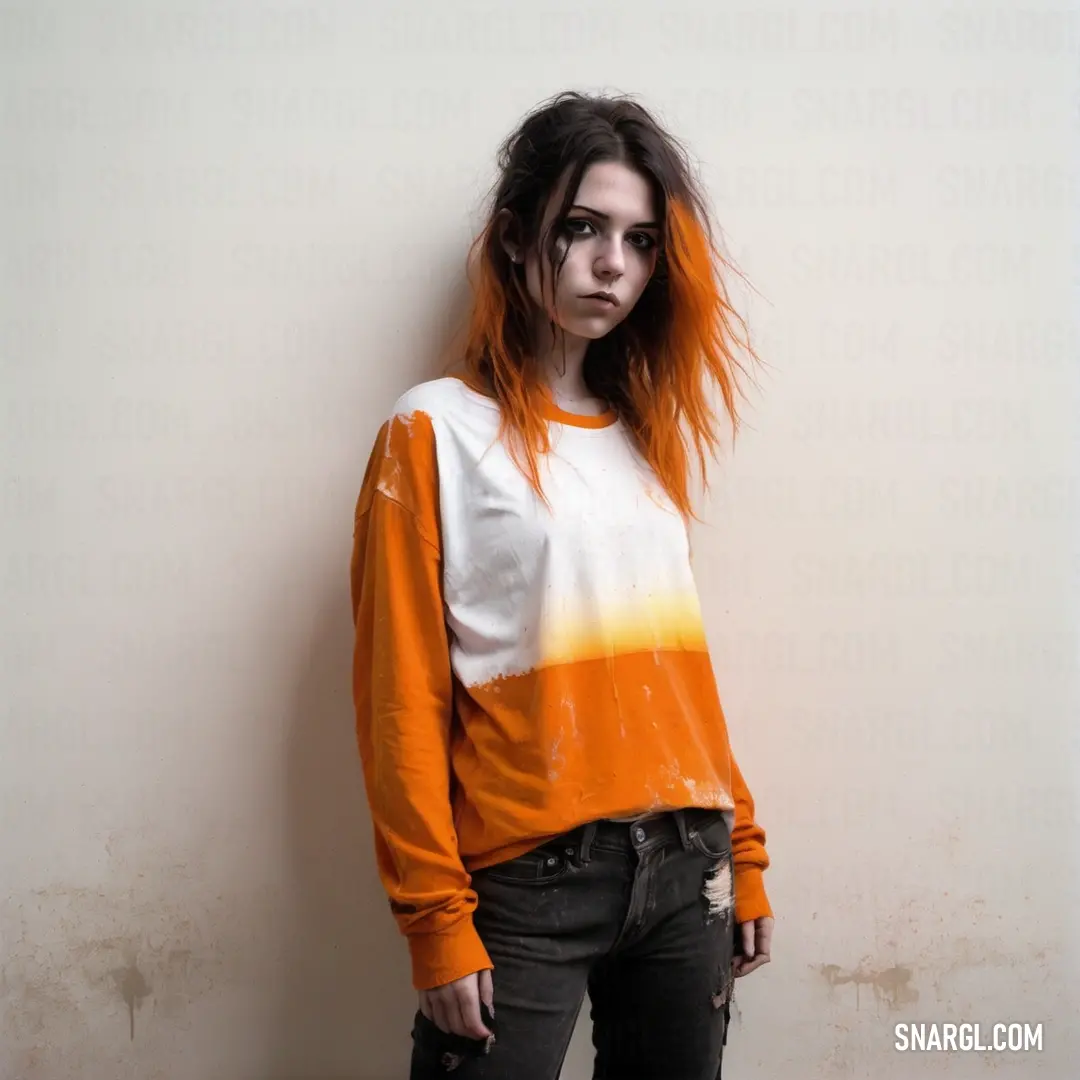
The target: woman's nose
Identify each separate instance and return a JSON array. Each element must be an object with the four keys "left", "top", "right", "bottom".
[{"left": 596, "top": 243, "right": 625, "bottom": 277}]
